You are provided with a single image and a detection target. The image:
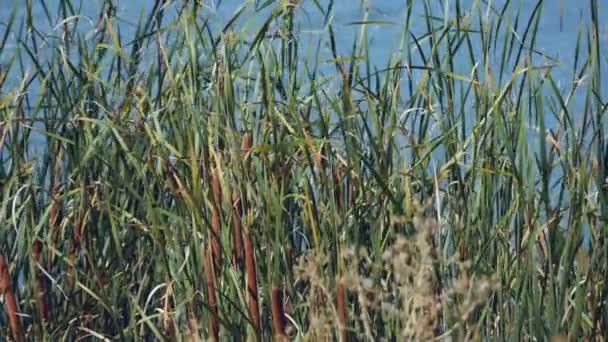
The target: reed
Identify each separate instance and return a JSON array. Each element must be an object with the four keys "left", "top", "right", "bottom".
[
  {"left": 0, "top": 255, "right": 24, "bottom": 342},
  {"left": 231, "top": 193, "right": 245, "bottom": 267},
  {"left": 32, "top": 240, "right": 49, "bottom": 325},
  {"left": 204, "top": 248, "right": 220, "bottom": 340},
  {"left": 270, "top": 287, "right": 287, "bottom": 341},
  {"left": 210, "top": 168, "right": 223, "bottom": 269},
  {"left": 0, "top": 0, "right": 606, "bottom": 339},
  {"left": 336, "top": 279, "right": 347, "bottom": 342},
  {"left": 244, "top": 211, "right": 261, "bottom": 334}
]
